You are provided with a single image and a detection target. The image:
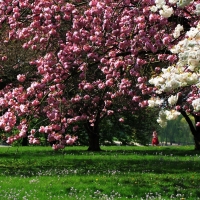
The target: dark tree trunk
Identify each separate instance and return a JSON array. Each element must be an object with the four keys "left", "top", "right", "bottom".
[
  {"left": 83, "top": 106, "right": 107, "bottom": 151},
  {"left": 88, "top": 132, "right": 101, "bottom": 151},
  {"left": 84, "top": 119, "right": 101, "bottom": 151},
  {"left": 194, "top": 138, "right": 200, "bottom": 150},
  {"left": 194, "top": 116, "right": 200, "bottom": 150},
  {"left": 181, "top": 110, "right": 200, "bottom": 150},
  {"left": 22, "top": 136, "right": 28, "bottom": 146}
]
